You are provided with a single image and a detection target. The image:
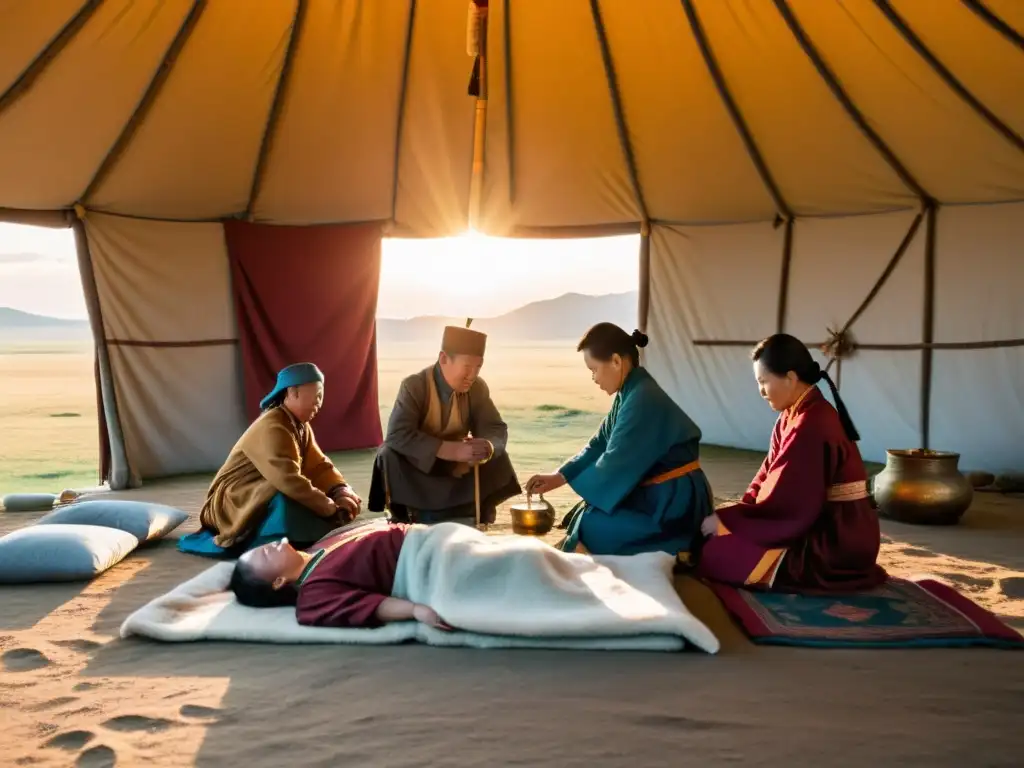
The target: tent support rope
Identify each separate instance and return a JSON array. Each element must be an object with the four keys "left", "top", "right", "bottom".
[
  {"left": 390, "top": 0, "right": 418, "bottom": 223},
  {"left": 960, "top": 0, "right": 1024, "bottom": 49},
  {"left": 920, "top": 204, "right": 938, "bottom": 450},
  {"left": 680, "top": 0, "right": 791, "bottom": 220},
  {"left": 0, "top": 0, "right": 103, "bottom": 118},
  {"left": 873, "top": 0, "right": 1024, "bottom": 153},
  {"left": 79, "top": 0, "right": 207, "bottom": 205},
  {"left": 773, "top": 0, "right": 932, "bottom": 205},
  {"left": 244, "top": 0, "right": 309, "bottom": 220},
  {"left": 776, "top": 218, "right": 795, "bottom": 332},
  {"left": 72, "top": 215, "right": 134, "bottom": 491},
  {"left": 589, "top": 0, "right": 652, "bottom": 331}
]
